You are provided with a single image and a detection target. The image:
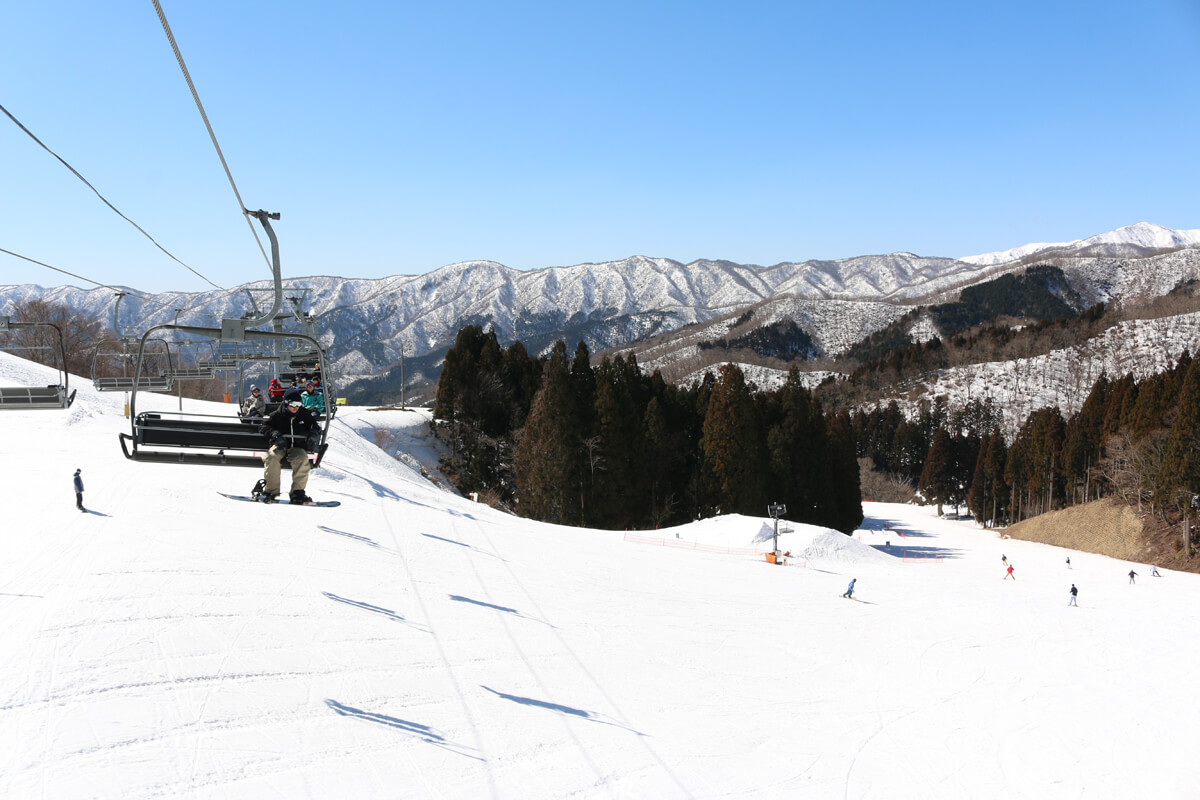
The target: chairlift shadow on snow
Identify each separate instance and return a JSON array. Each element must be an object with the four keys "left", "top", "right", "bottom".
[
  {"left": 324, "top": 699, "right": 481, "bottom": 760},
  {"left": 480, "top": 686, "right": 644, "bottom": 735},
  {"left": 322, "top": 591, "right": 424, "bottom": 629},
  {"left": 422, "top": 532, "right": 469, "bottom": 547},
  {"left": 81, "top": 509, "right": 111, "bottom": 517},
  {"left": 421, "top": 532, "right": 507, "bottom": 561},
  {"left": 318, "top": 525, "right": 395, "bottom": 554},
  {"left": 449, "top": 594, "right": 556, "bottom": 628}
]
